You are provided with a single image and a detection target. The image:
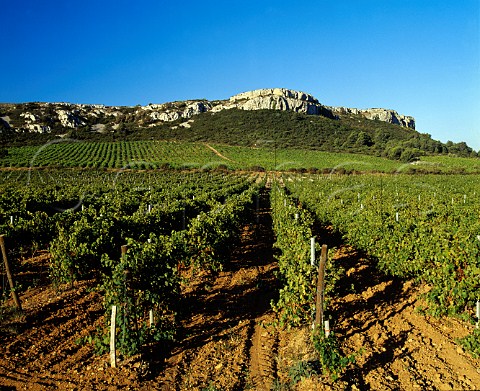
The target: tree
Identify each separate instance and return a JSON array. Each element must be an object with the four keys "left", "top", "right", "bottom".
[
  {"left": 342, "top": 131, "right": 358, "bottom": 149},
  {"left": 354, "top": 131, "right": 373, "bottom": 148},
  {"left": 447, "top": 142, "right": 474, "bottom": 157},
  {"left": 385, "top": 145, "right": 403, "bottom": 160},
  {"left": 400, "top": 147, "right": 423, "bottom": 162}
]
